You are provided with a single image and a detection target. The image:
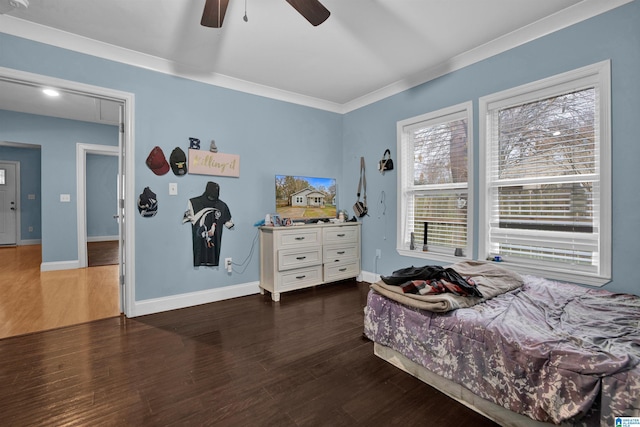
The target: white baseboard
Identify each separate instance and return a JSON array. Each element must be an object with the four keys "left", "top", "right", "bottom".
[
  {"left": 131, "top": 281, "right": 261, "bottom": 317},
  {"left": 19, "top": 239, "right": 41, "bottom": 246},
  {"left": 360, "top": 270, "right": 380, "bottom": 284},
  {"left": 41, "top": 260, "right": 80, "bottom": 271},
  {"left": 87, "top": 235, "right": 118, "bottom": 242}
]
